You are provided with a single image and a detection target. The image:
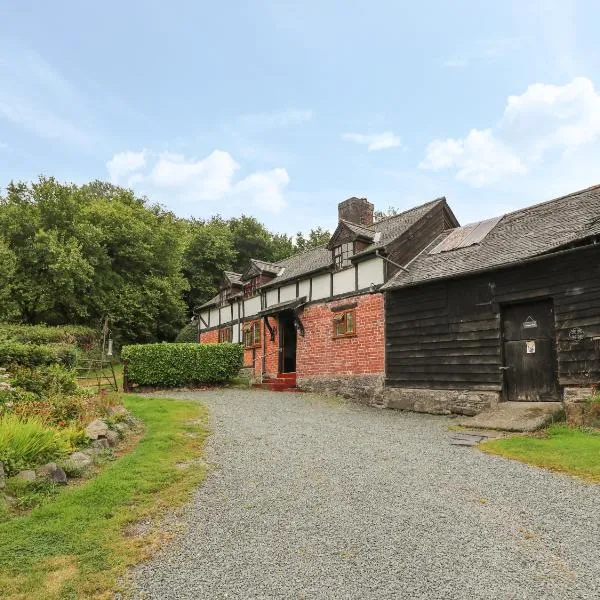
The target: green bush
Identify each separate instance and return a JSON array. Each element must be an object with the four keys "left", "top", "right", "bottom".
[
  {"left": 122, "top": 342, "right": 243, "bottom": 387},
  {"left": 10, "top": 365, "right": 78, "bottom": 398},
  {"left": 0, "top": 341, "right": 79, "bottom": 368},
  {"left": 0, "top": 324, "right": 96, "bottom": 347},
  {"left": 0, "top": 414, "right": 70, "bottom": 475},
  {"left": 175, "top": 322, "right": 199, "bottom": 343}
]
